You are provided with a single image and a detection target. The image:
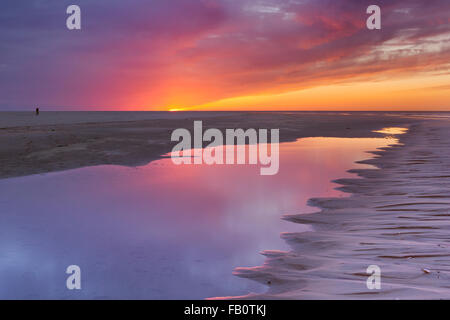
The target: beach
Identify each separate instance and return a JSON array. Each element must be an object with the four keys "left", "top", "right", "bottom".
[
  {"left": 233, "top": 118, "right": 450, "bottom": 299},
  {"left": 2, "top": 0, "right": 449, "bottom": 308},
  {"left": 0, "top": 111, "right": 422, "bottom": 179},
  {"left": 0, "top": 111, "right": 449, "bottom": 299}
]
